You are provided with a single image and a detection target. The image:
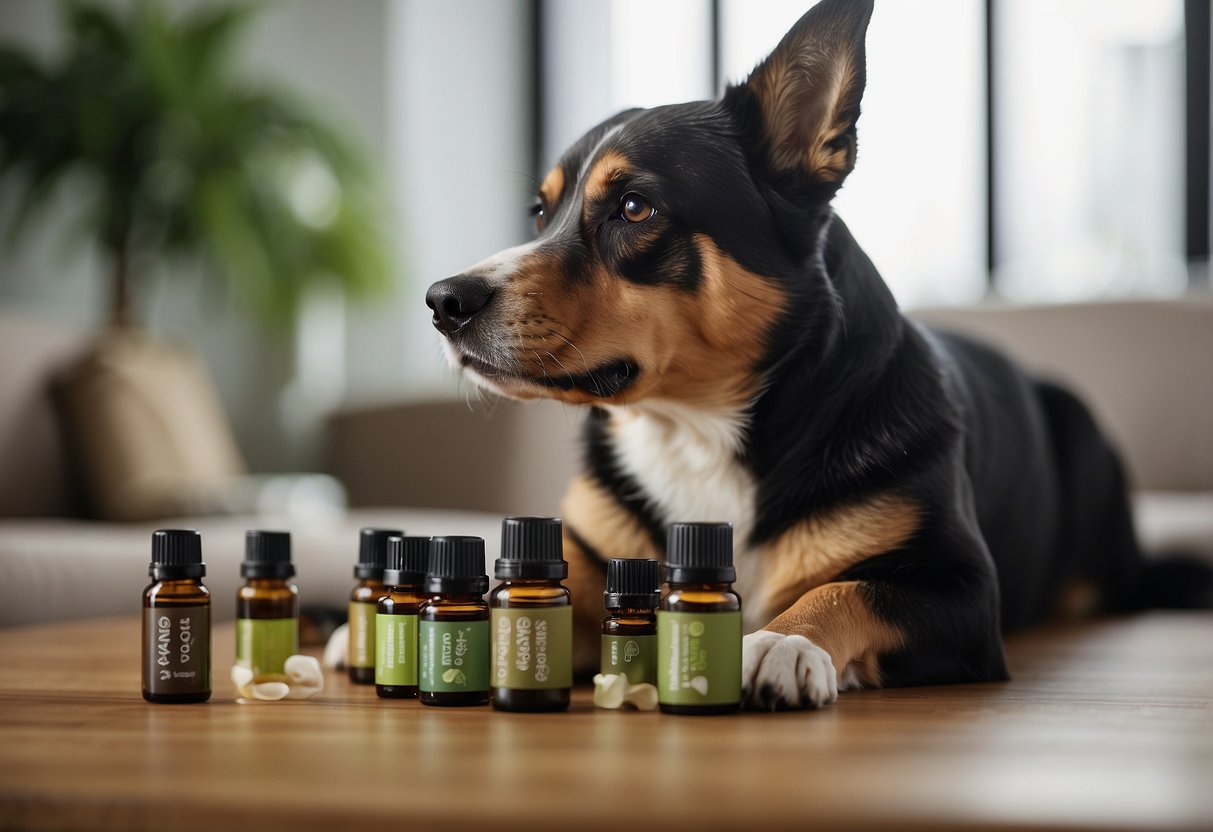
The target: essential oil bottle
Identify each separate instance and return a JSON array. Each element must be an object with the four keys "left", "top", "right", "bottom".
[
  {"left": 236, "top": 530, "right": 298, "bottom": 677},
  {"left": 490, "top": 517, "right": 572, "bottom": 713},
  {"left": 657, "top": 523, "right": 742, "bottom": 715},
  {"left": 376, "top": 535, "right": 430, "bottom": 699},
  {"left": 419, "top": 536, "right": 490, "bottom": 707},
  {"left": 602, "top": 558, "right": 660, "bottom": 685},
  {"left": 142, "top": 529, "right": 211, "bottom": 704},
  {"left": 349, "top": 527, "right": 401, "bottom": 684}
]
